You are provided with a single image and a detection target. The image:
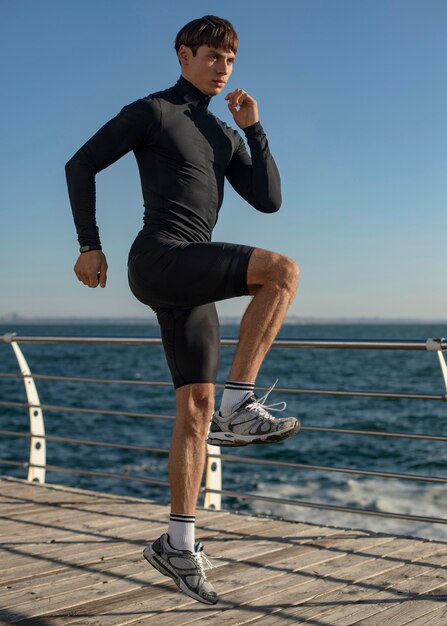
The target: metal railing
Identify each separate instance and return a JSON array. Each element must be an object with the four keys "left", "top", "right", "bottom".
[{"left": 1, "top": 332, "right": 447, "bottom": 526}]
